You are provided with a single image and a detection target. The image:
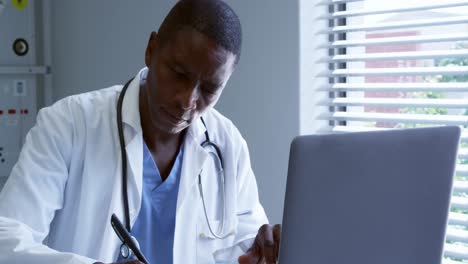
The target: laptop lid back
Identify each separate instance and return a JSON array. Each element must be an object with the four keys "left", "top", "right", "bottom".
[{"left": 279, "top": 126, "right": 460, "bottom": 264}]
